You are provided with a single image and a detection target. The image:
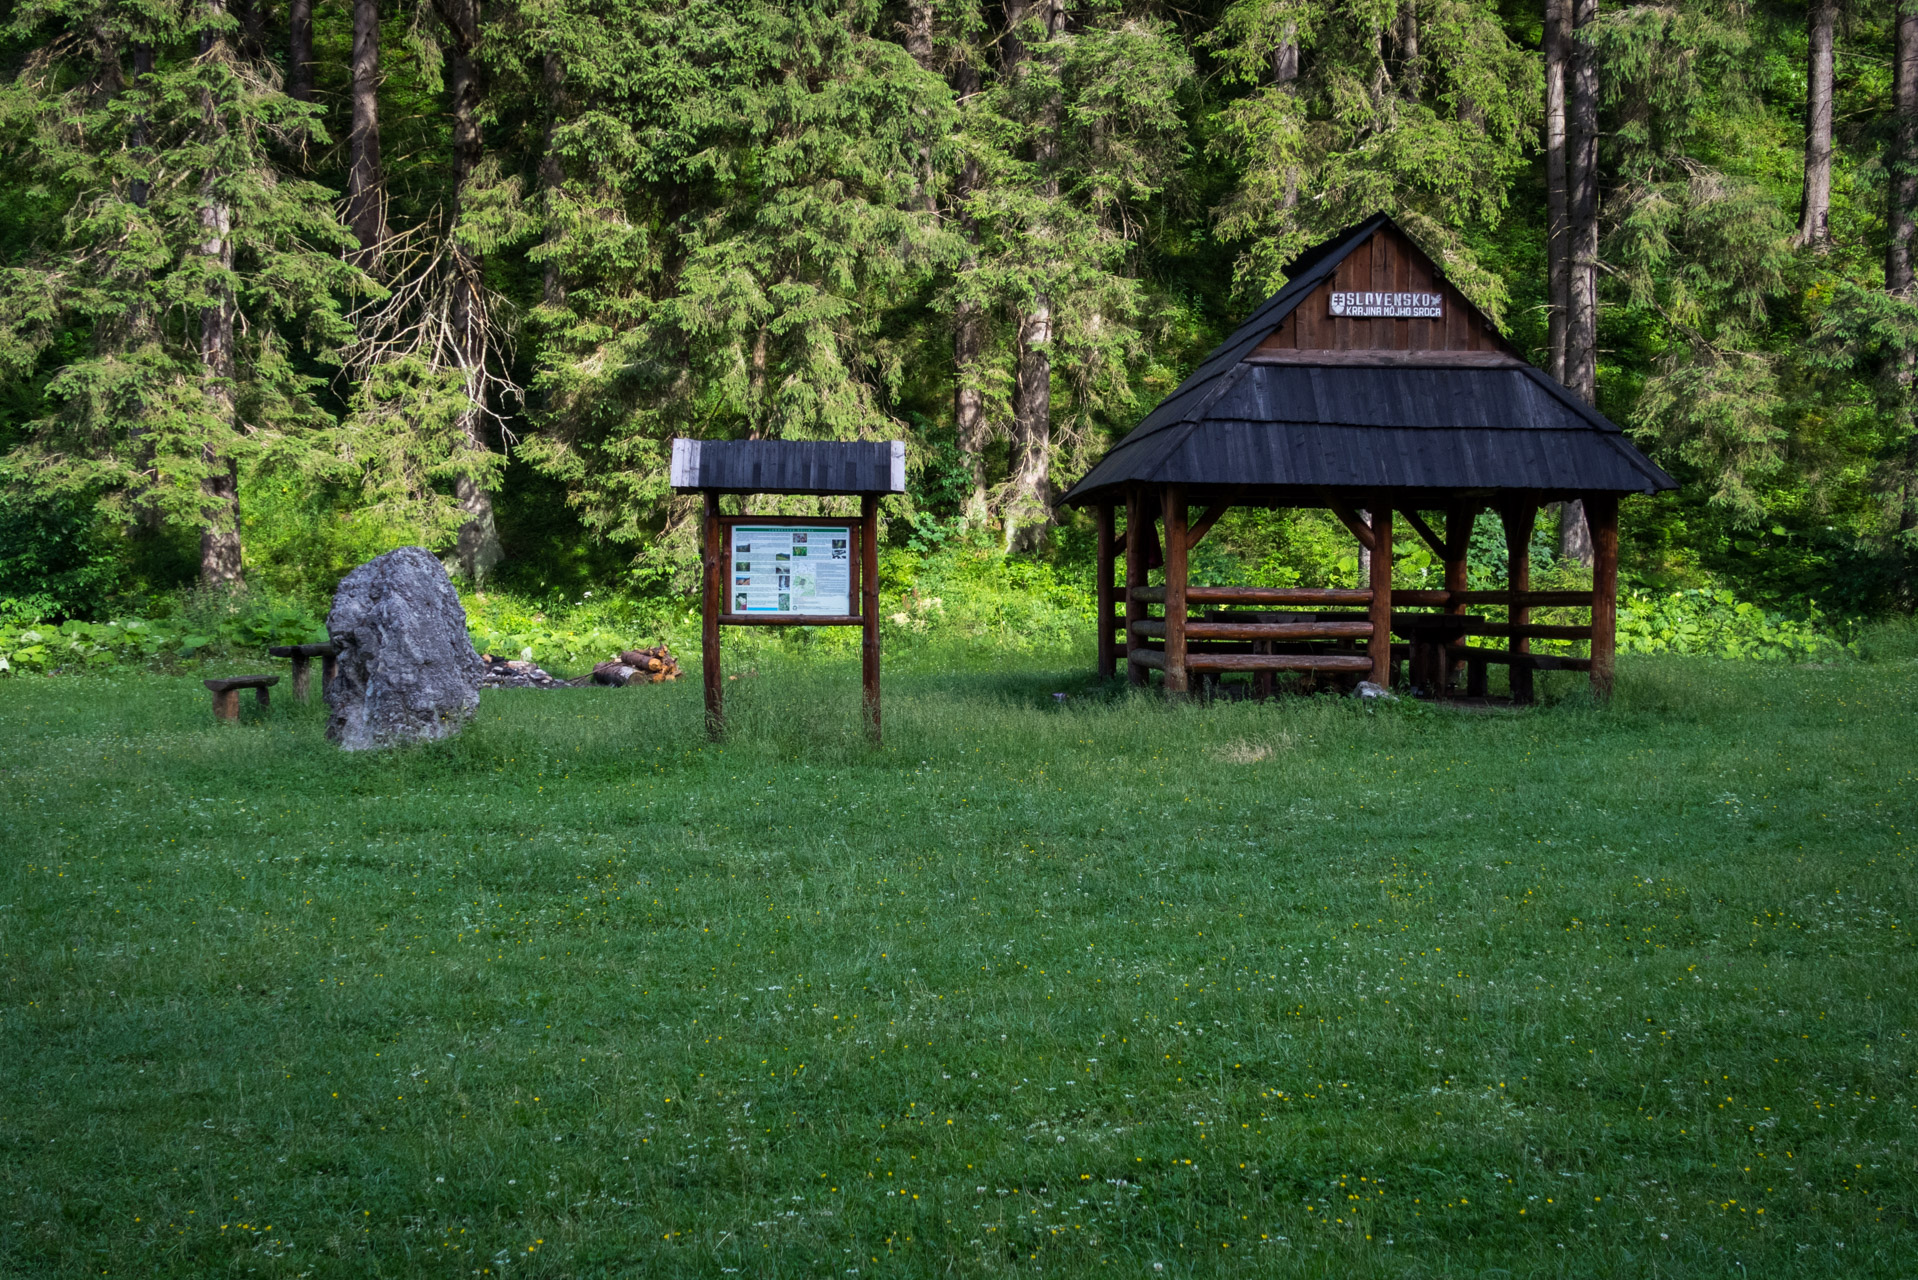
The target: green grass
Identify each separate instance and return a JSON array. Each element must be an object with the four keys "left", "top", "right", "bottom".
[{"left": 2, "top": 655, "right": 1914, "bottom": 1277}]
